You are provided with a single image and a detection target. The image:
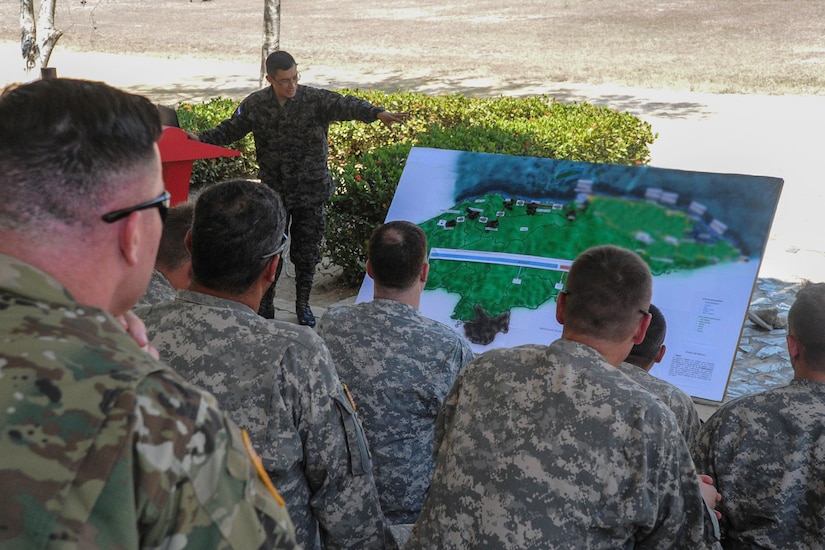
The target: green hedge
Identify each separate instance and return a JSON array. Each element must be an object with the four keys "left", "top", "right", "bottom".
[
  {"left": 175, "top": 99, "right": 259, "bottom": 184},
  {"left": 176, "top": 90, "right": 656, "bottom": 286}
]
